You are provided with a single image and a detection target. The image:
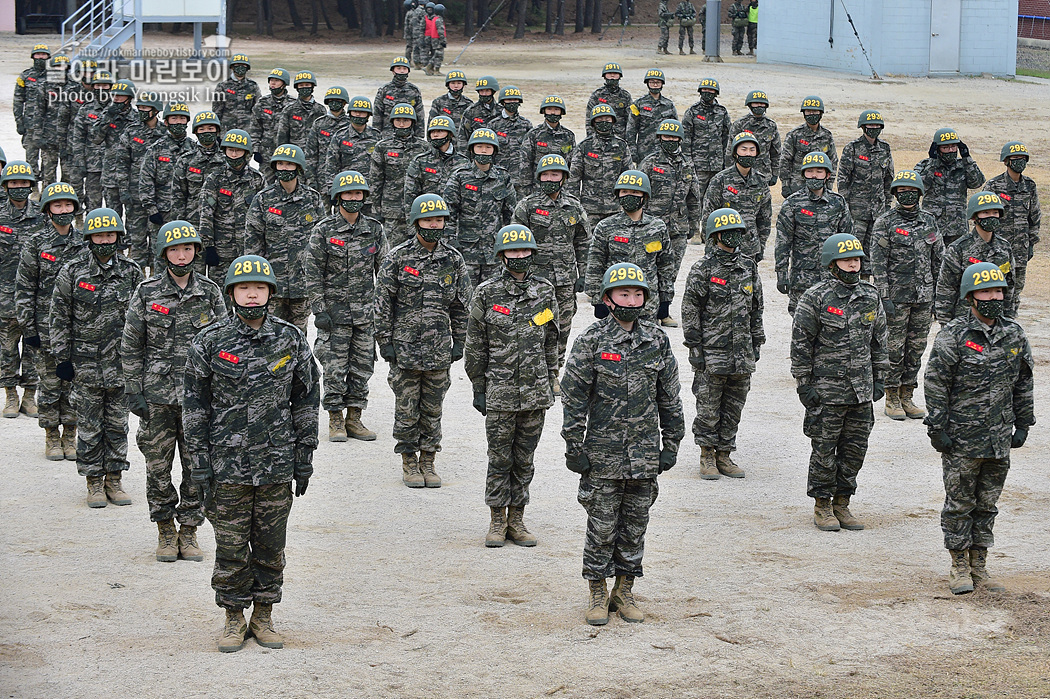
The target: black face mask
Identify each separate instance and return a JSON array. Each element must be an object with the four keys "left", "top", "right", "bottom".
[
  {"left": 139, "top": 109, "right": 155, "bottom": 123},
  {"left": 340, "top": 199, "right": 364, "bottom": 213},
  {"left": 610, "top": 301, "right": 644, "bottom": 323},
  {"left": 448, "top": 87, "right": 463, "bottom": 97},
  {"left": 168, "top": 123, "right": 187, "bottom": 139},
  {"left": 593, "top": 120, "right": 614, "bottom": 135},
  {"left": 167, "top": 258, "right": 193, "bottom": 276},
  {"left": 540, "top": 180, "right": 562, "bottom": 196},
  {"left": 234, "top": 300, "right": 268, "bottom": 320},
  {"left": 750, "top": 105, "right": 767, "bottom": 117},
  {"left": 297, "top": 86, "right": 314, "bottom": 101},
  {"left": 1007, "top": 157, "right": 1027, "bottom": 174},
  {"left": 735, "top": 154, "right": 756, "bottom": 169},
  {"left": 232, "top": 65, "right": 248, "bottom": 78},
  {"left": 327, "top": 102, "right": 345, "bottom": 115},
  {"left": 430, "top": 135, "right": 451, "bottom": 149},
  {"left": 117, "top": 100, "right": 132, "bottom": 112},
  {"left": 226, "top": 153, "right": 248, "bottom": 169},
  {"left": 503, "top": 254, "right": 531, "bottom": 273},
  {"left": 51, "top": 211, "right": 75, "bottom": 227},
  {"left": 392, "top": 73, "right": 408, "bottom": 85},
  {"left": 478, "top": 94, "right": 494, "bottom": 105},
  {"left": 895, "top": 190, "right": 920, "bottom": 207},
  {"left": 34, "top": 58, "right": 47, "bottom": 71},
  {"left": 974, "top": 298, "right": 1003, "bottom": 319},
  {"left": 805, "top": 176, "right": 826, "bottom": 191},
  {"left": 804, "top": 113, "right": 822, "bottom": 126},
  {"left": 660, "top": 139, "right": 680, "bottom": 155},
  {"left": 270, "top": 86, "right": 286, "bottom": 98},
  {"left": 605, "top": 78, "right": 620, "bottom": 90},
  {"left": 719, "top": 228, "right": 743, "bottom": 249},
  {"left": 473, "top": 153, "right": 494, "bottom": 165},
  {"left": 350, "top": 115, "right": 370, "bottom": 126},
  {"left": 938, "top": 150, "right": 957, "bottom": 164},
  {"left": 648, "top": 87, "right": 662, "bottom": 97},
  {"left": 90, "top": 240, "right": 119, "bottom": 258},
  {"left": 416, "top": 224, "right": 443, "bottom": 242},
  {"left": 502, "top": 102, "right": 519, "bottom": 115},
  {"left": 545, "top": 113, "right": 562, "bottom": 125},
  {"left": 620, "top": 194, "right": 644, "bottom": 213},
  {"left": 395, "top": 126, "right": 414, "bottom": 139},
  {"left": 833, "top": 266, "right": 860, "bottom": 285},
  {"left": 197, "top": 131, "right": 219, "bottom": 147},
  {"left": 977, "top": 216, "right": 1001, "bottom": 234},
  {"left": 276, "top": 168, "right": 298, "bottom": 182},
  {"left": 863, "top": 126, "right": 882, "bottom": 141},
  {"left": 6, "top": 186, "right": 32, "bottom": 202},
  {"left": 700, "top": 92, "right": 716, "bottom": 106}
]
